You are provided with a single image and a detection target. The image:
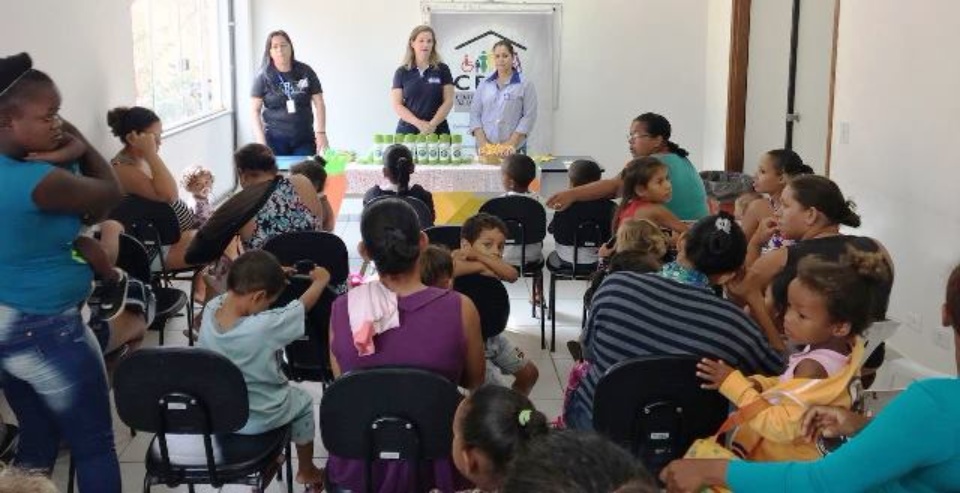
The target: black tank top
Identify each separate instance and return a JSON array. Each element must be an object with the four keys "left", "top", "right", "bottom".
[{"left": 771, "top": 235, "right": 892, "bottom": 319}]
